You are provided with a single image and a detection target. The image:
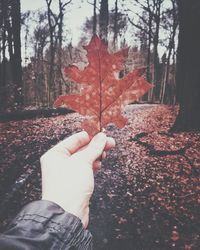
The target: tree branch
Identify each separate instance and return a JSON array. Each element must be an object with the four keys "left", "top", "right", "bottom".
[
  {"left": 62, "top": 0, "right": 72, "bottom": 9},
  {"left": 128, "top": 17, "right": 150, "bottom": 35}
]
